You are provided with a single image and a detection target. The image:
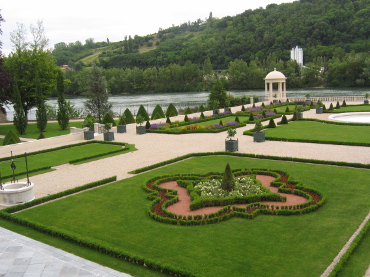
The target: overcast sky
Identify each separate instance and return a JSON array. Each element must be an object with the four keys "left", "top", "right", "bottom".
[{"left": 1, "top": 0, "right": 295, "bottom": 56}]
